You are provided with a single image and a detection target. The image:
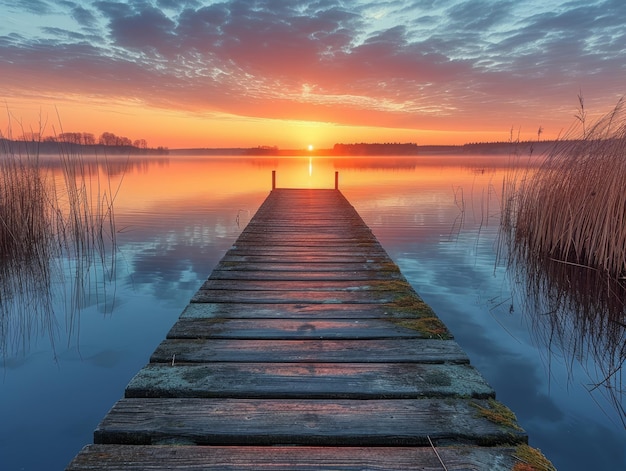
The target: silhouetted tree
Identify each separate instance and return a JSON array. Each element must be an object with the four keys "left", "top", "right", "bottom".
[
  {"left": 81, "top": 133, "right": 96, "bottom": 145},
  {"left": 99, "top": 132, "right": 117, "bottom": 146},
  {"left": 117, "top": 136, "right": 132, "bottom": 146},
  {"left": 133, "top": 139, "right": 148, "bottom": 149},
  {"left": 59, "top": 132, "right": 83, "bottom": 144}
]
